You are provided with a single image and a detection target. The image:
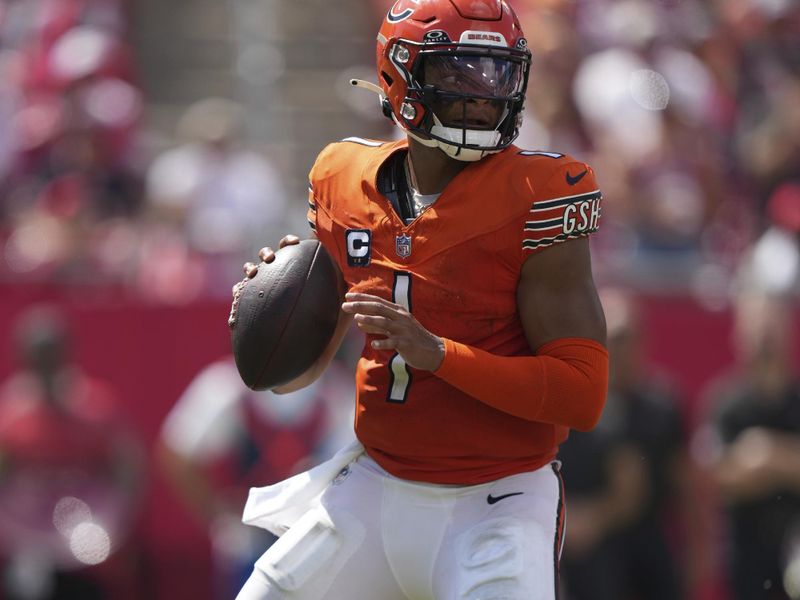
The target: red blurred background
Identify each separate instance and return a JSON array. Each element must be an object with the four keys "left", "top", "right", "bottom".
[{"left": 1, "top": 0, "right": 799, "bottom": 598}]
